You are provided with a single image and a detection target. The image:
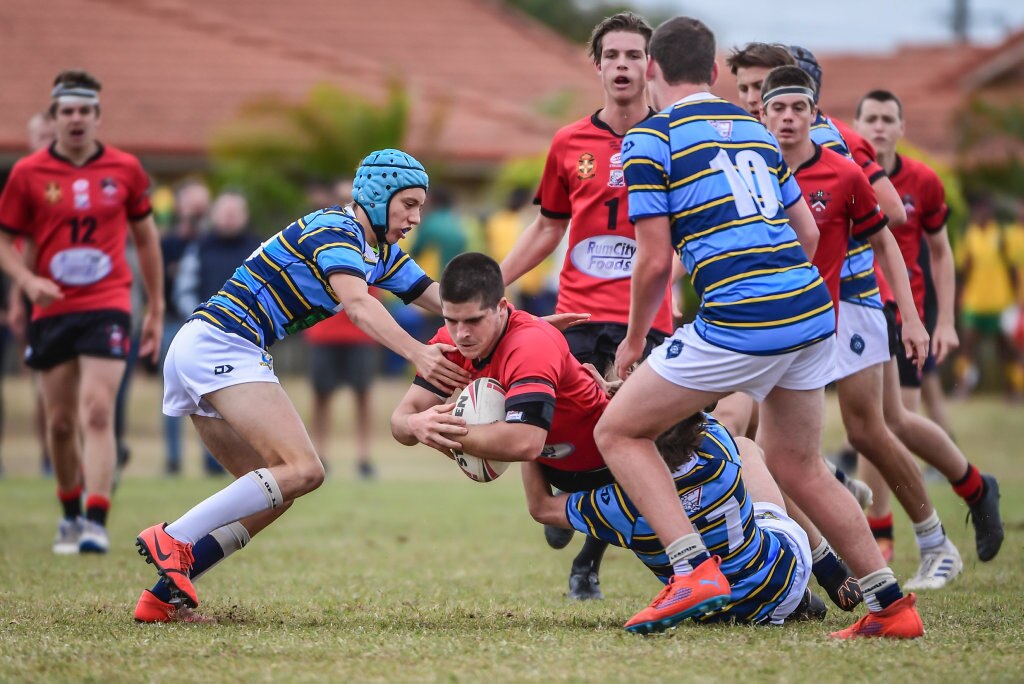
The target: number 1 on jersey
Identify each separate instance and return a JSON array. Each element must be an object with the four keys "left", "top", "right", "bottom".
[{"left": 604, "top": 197, "right": 619, "bottom": 230}]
